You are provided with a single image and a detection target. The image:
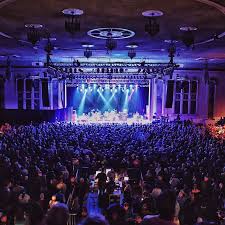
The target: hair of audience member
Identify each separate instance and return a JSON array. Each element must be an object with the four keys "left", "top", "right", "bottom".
[
  {"left": 79, "top": 214, "right": 109, "bottom": 225},
  {"left": 157, "top": 190, "right": 176, "bottom": 221},
  {"left": 28, "top": 201, "right": 44, "bottom": 225},
  {"left": 106, "top": 204, "right": 126, "bottom": 224},
  {"left": 44, "top": 203, "right": 69, "bottom": 225}
]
